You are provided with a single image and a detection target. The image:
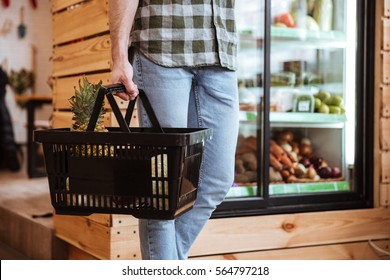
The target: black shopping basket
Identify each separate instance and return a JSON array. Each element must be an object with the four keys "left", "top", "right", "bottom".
[{"left": 34, "top": 84, "right": 212, "bottom": 220}]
